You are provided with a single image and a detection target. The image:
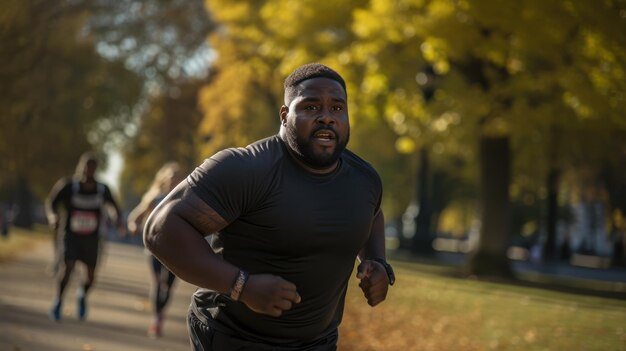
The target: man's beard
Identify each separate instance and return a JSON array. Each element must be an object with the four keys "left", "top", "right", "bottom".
[{"left": 285, "top": 124, "right": 349, "bottom": 169}]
